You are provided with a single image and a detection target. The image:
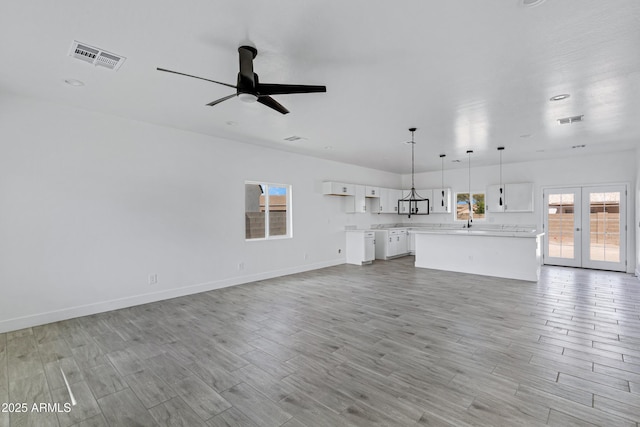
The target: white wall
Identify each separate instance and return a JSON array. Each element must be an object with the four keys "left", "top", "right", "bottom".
[
  {"left": 636, "top": 146, "right": 640, "bottom": 277},
  {"left": 401, "top": 151, "right": 637, "bottom": 273},
  {"left": 0, "top": 94, "right": 400, "bottom": 332}
]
